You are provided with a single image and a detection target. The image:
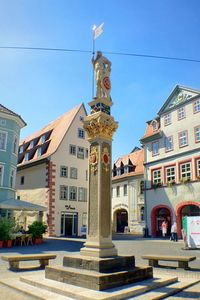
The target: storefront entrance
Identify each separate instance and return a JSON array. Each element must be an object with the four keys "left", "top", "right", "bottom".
[
  {"left": 60, "top": 212, "right": 78, "bottom": 236},
  {"left": 151, "top": 205, "right": 172, "bottom": 237},
  {"left": 116, "top": 209, "right": 128, "bottom": 233}
]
